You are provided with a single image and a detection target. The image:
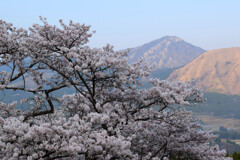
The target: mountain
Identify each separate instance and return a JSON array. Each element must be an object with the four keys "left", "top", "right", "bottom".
[
  {"left": 127, "top": 36, "right": 205, "bottom": 69},
  {"left": 168, "top": 47, "right": 240, "bottom": 95}
]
